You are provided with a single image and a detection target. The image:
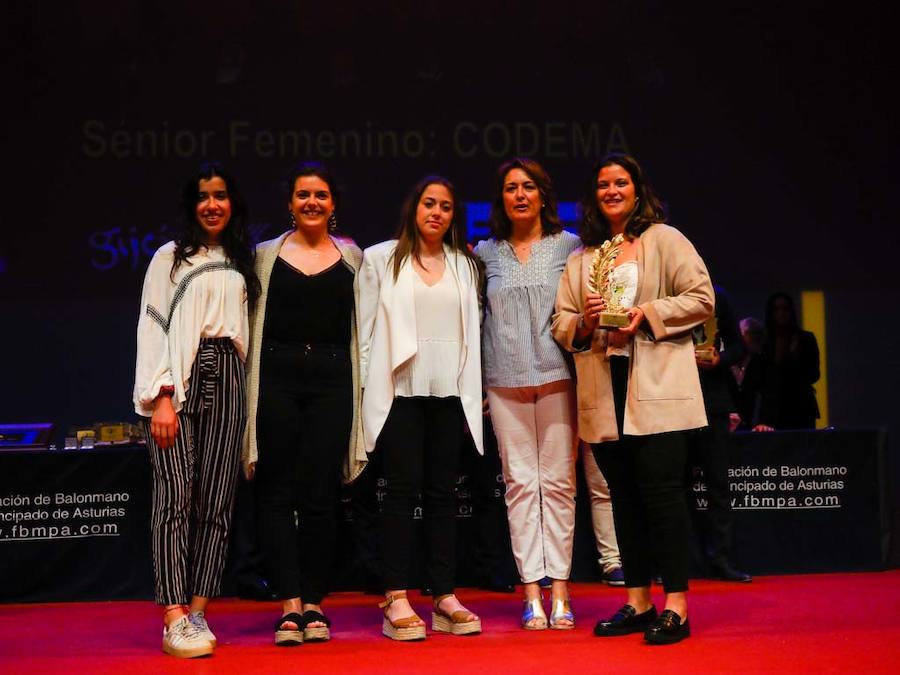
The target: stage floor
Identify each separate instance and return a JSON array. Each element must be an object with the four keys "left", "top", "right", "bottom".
[{"left": 2, "top": 571, "right": 898, "bottom": 674}]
